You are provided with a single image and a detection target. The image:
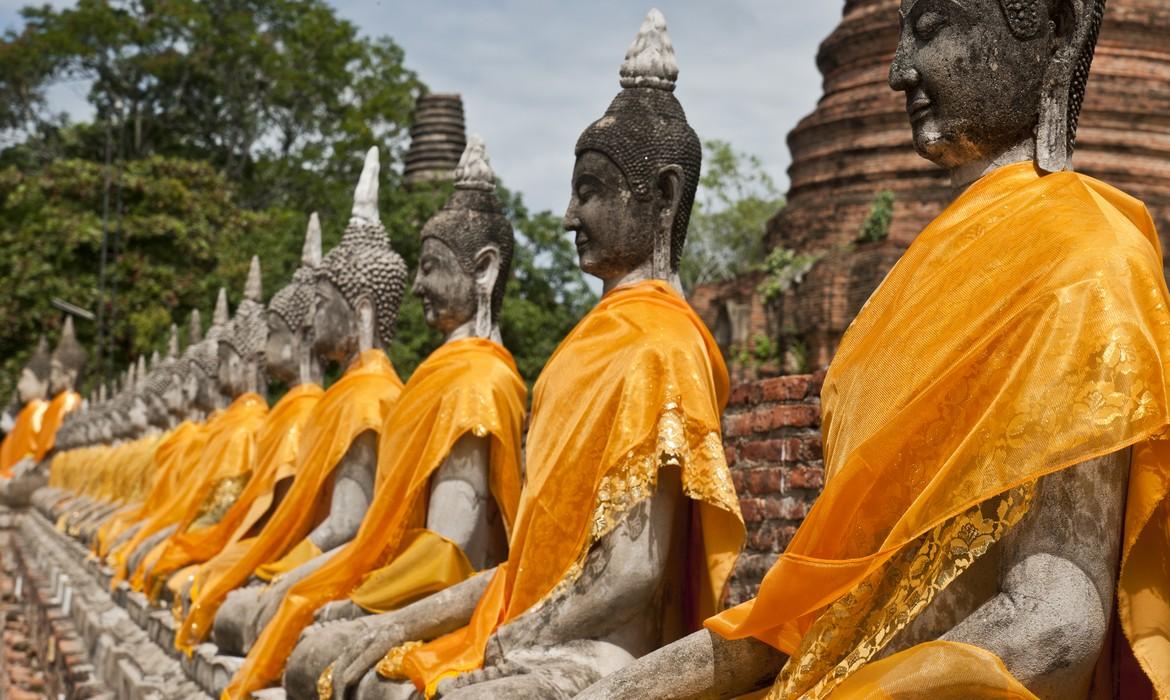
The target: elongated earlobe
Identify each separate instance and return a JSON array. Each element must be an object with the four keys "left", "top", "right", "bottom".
[{"left": 473, "top": 246, "right": 500, "bottom": 338}]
